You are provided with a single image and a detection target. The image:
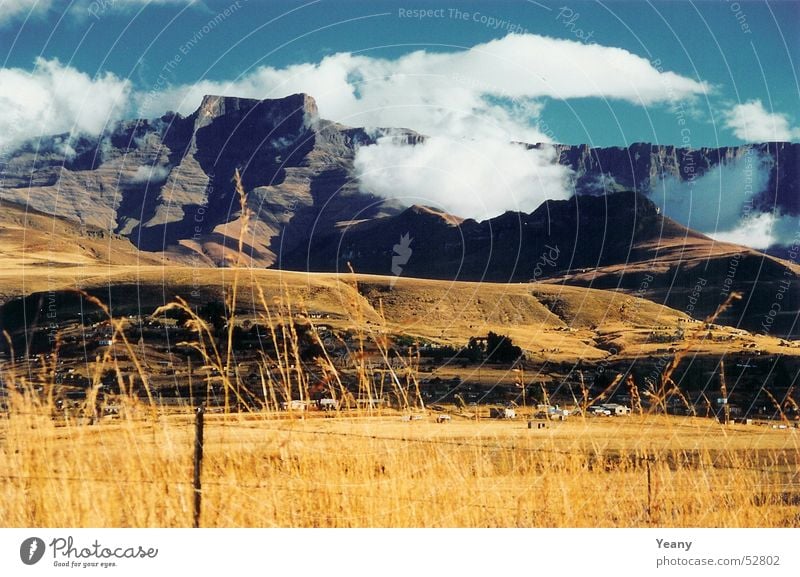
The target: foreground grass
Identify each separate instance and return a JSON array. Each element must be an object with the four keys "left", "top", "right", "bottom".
[
  {"left": 1, "top": 409, "right": 798, "bottom": 528},
  {"left": 3, "top": 171, "right": 797, "bottom": 528}
]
